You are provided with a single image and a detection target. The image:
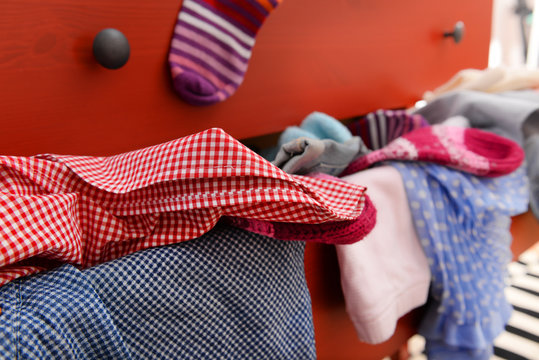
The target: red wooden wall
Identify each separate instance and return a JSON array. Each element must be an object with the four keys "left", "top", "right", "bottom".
[{"left": 0, "top": 0, "right": 492, "bottom": 156}]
